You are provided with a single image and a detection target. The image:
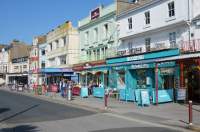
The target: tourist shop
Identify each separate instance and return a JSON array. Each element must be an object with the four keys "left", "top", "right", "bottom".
[{"left": 106, "top": 49, "right": 180, "bottom": 104}]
